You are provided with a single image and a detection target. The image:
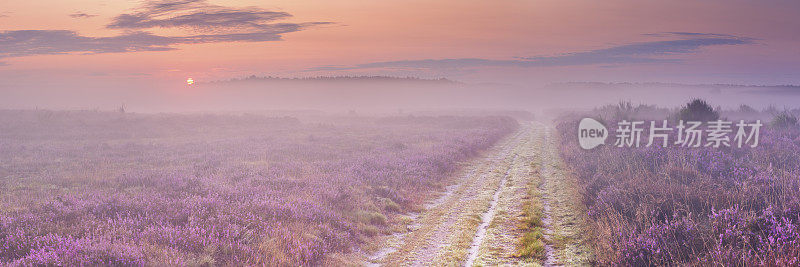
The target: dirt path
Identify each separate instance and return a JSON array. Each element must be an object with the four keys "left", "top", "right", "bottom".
[{"left": 363, "top": 122, "right": 592, "bottom": 266}]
